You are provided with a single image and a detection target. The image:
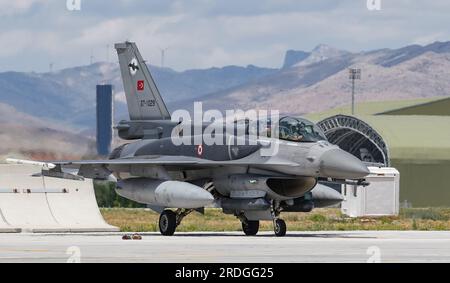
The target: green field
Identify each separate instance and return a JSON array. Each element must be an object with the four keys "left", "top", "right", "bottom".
[
  {"left": 305, "top": 97, "right": 445, "bottom": 121},
  {"left": 101, "top": 208, "right": 450, "bottom": 232}
]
